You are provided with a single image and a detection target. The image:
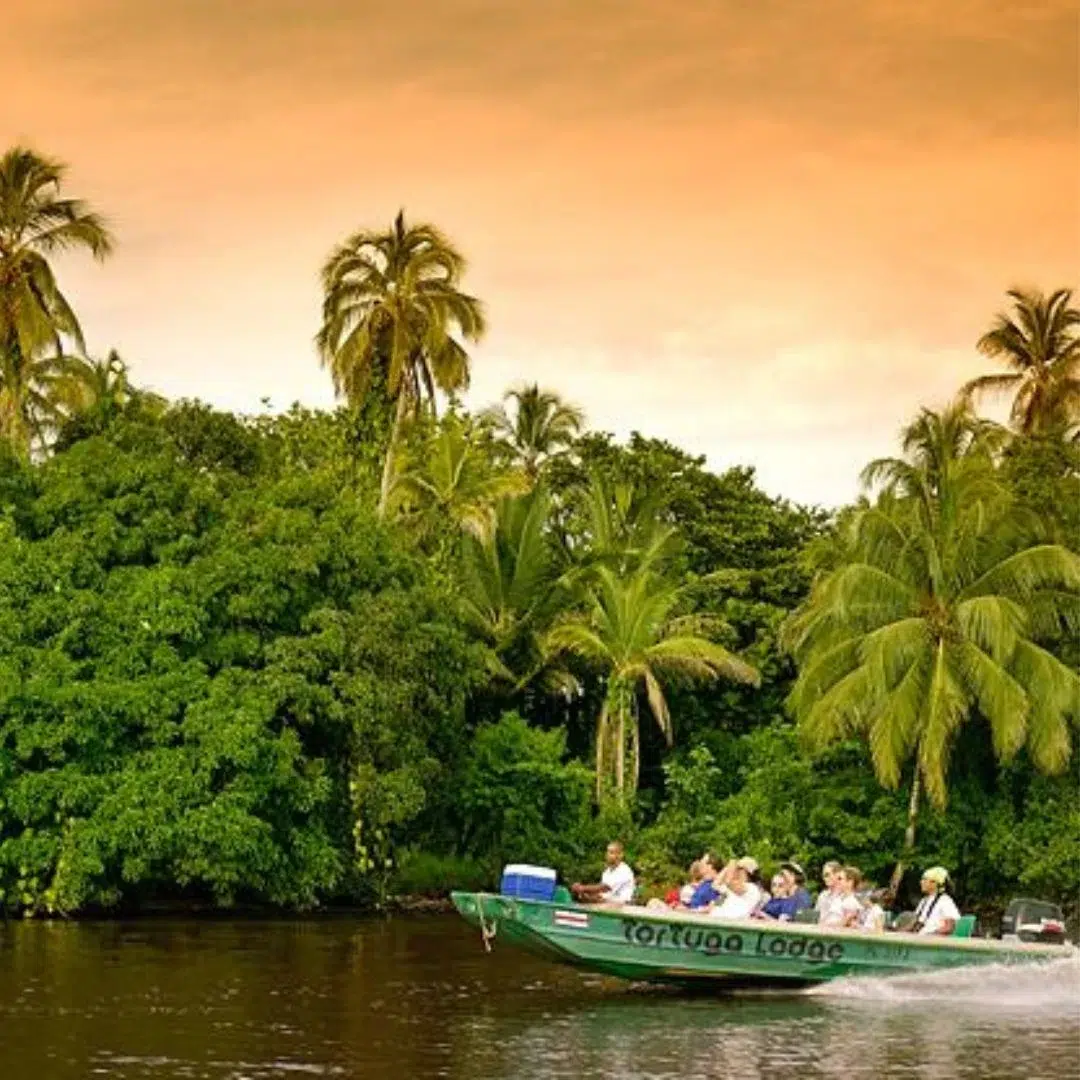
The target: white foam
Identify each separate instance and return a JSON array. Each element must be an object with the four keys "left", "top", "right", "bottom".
[{"left": 809, "top": 953, "right": 1080, "bottom": 1011}]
